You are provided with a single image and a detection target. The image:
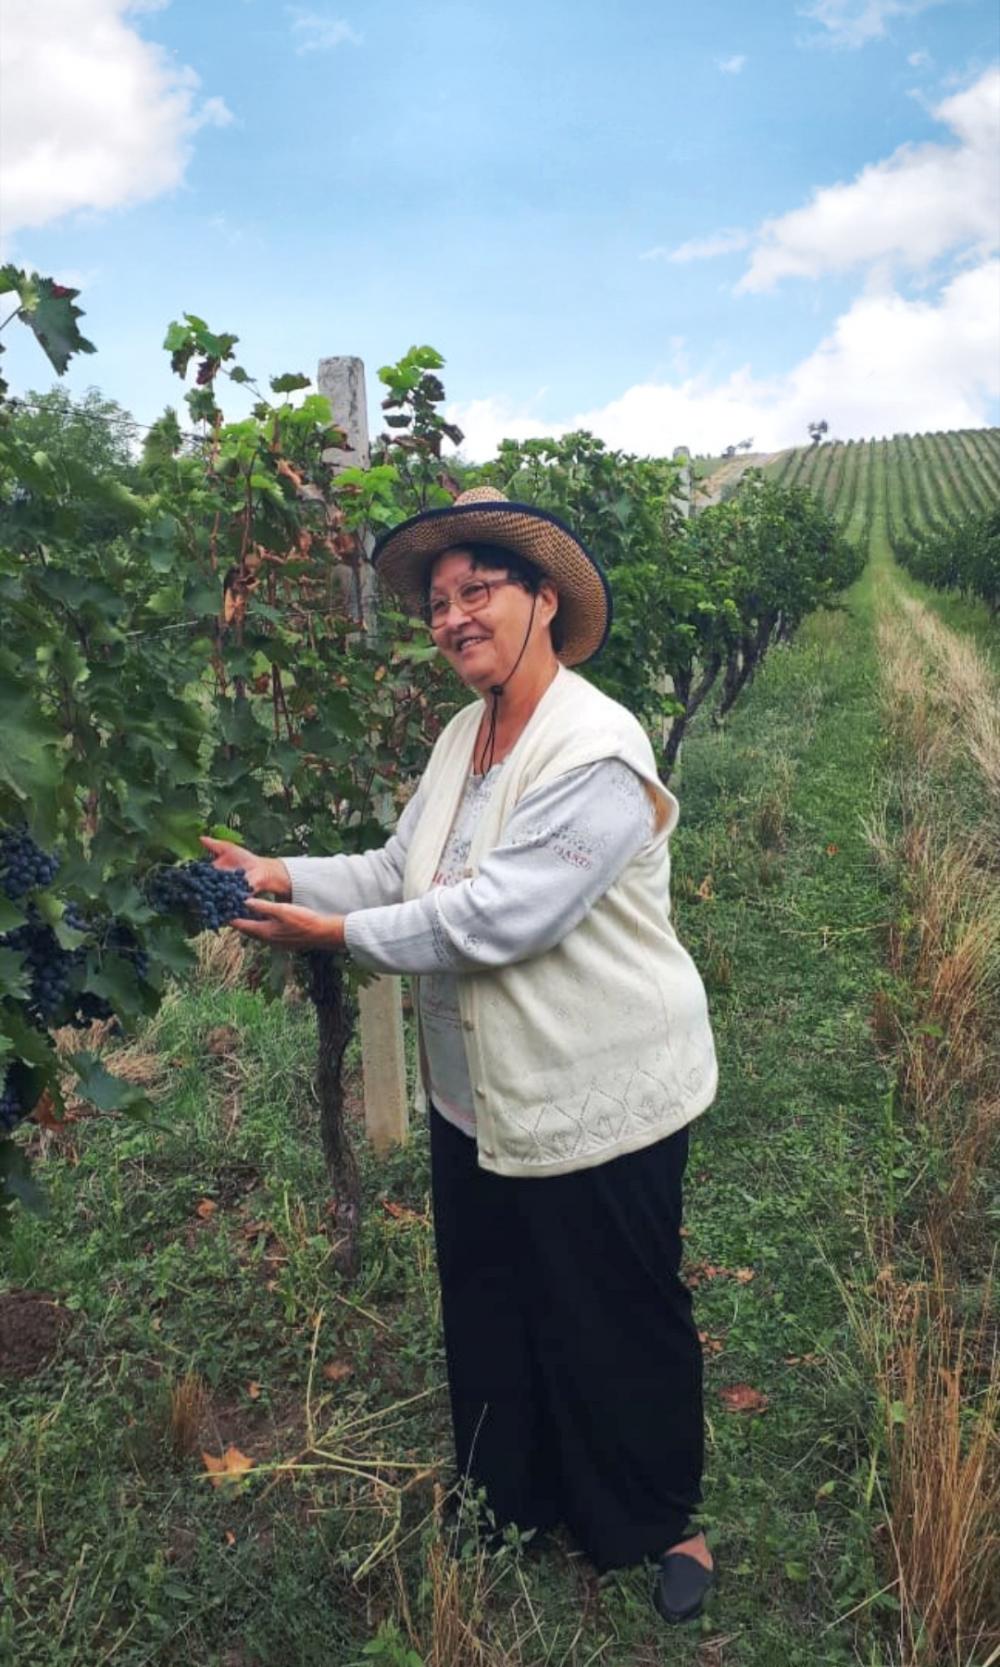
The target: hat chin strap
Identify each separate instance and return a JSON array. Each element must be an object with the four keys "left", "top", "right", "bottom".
[{"left": 474, "top": 594, "right": 538, "bottom": 776}]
